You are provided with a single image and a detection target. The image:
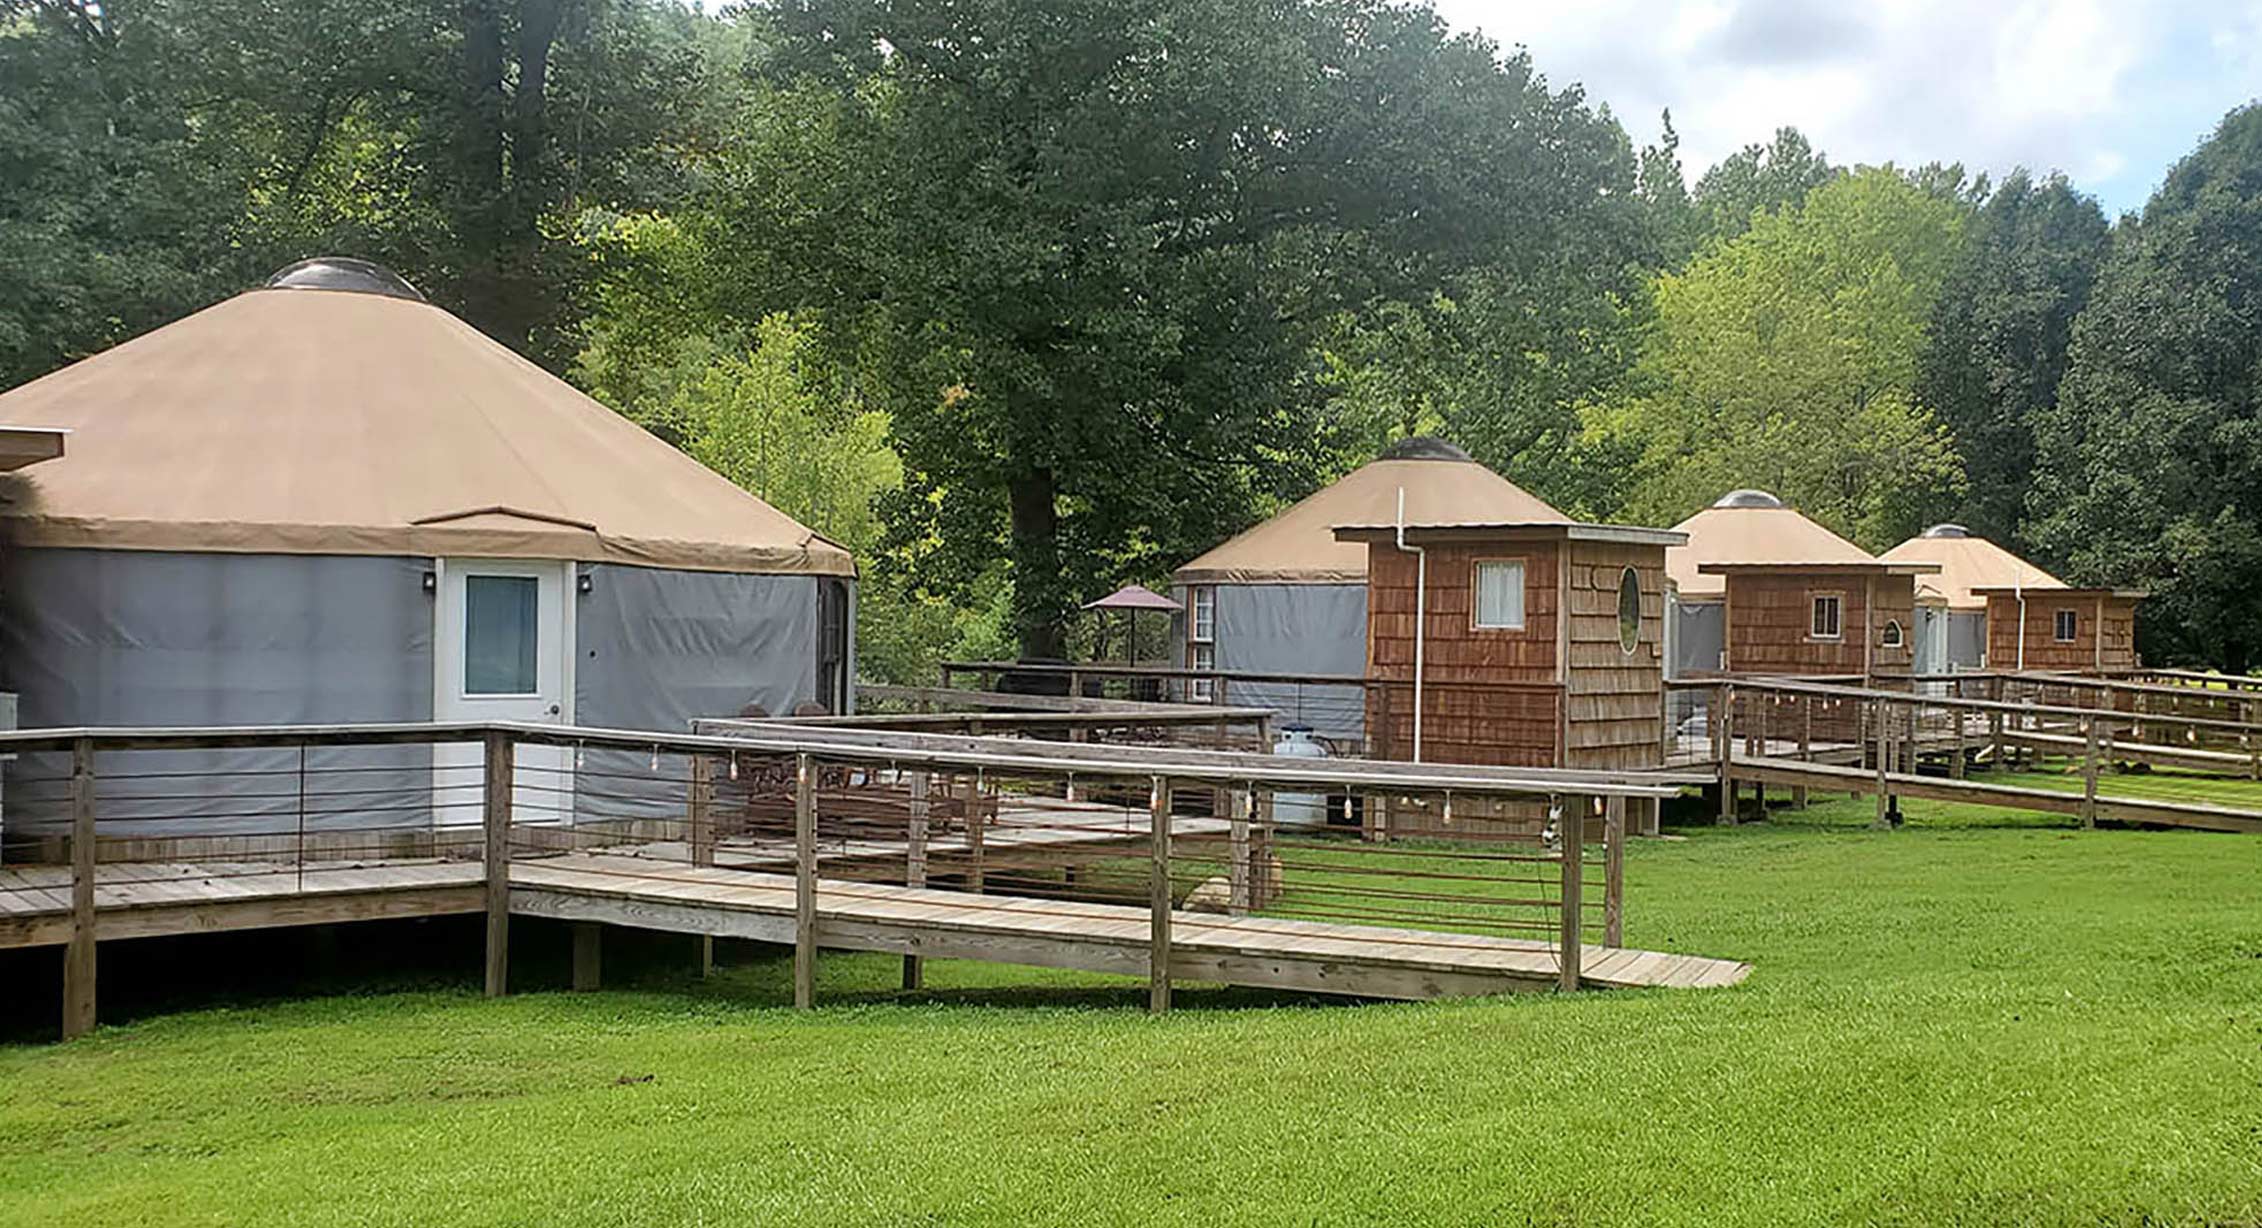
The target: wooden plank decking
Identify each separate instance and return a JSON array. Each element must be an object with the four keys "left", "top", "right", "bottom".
[{"left": 0, "top": 850, "right": 1750, "bottom": 999}]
